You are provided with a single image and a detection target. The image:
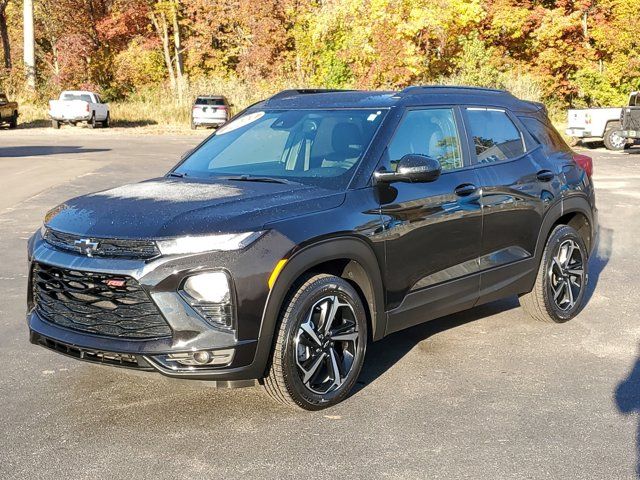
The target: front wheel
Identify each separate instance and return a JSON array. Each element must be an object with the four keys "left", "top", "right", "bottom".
[
  {"left": 520, "top": 225, "right": 588, "bottom": 323},
  {"left": 263, "top": 274, "right": 368, "bottom": 410},
  {"left": 9, "top": 111, "right": 17, "bottom": 128},
  {"left": 603, "top": 124, "right": 626, "bottom": 151}
]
